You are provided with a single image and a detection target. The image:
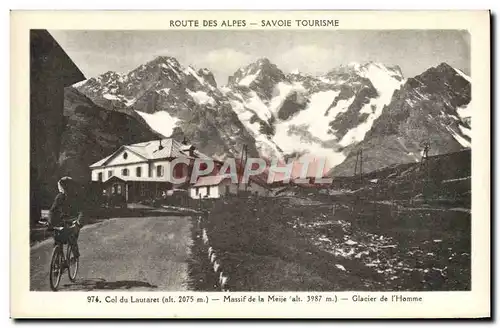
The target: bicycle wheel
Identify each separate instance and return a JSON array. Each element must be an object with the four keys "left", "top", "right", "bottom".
[
  {"left": 49, "top": 245, "right": 63, "bottom": 291},
  {"left": 67, "top": 244, "right": 79, "bottom": 282}
]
